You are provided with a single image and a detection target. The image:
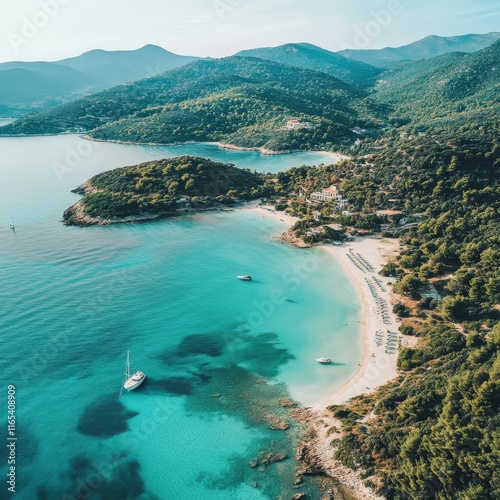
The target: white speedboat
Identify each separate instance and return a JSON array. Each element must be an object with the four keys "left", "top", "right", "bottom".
[
  {"left": 236, "top": 275, "right": 252, "bottom": 281},
  {"left": 316, "top": 357, "right": 332, "bottom": 364},
  {"left": 123, "top": 351, "right": 146, "bottom": 391}
]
